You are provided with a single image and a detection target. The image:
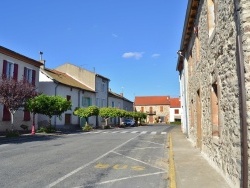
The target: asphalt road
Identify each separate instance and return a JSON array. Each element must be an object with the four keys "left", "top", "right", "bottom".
[{"left": 0, "top": 124, "right": 170, "bottom": 188}]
